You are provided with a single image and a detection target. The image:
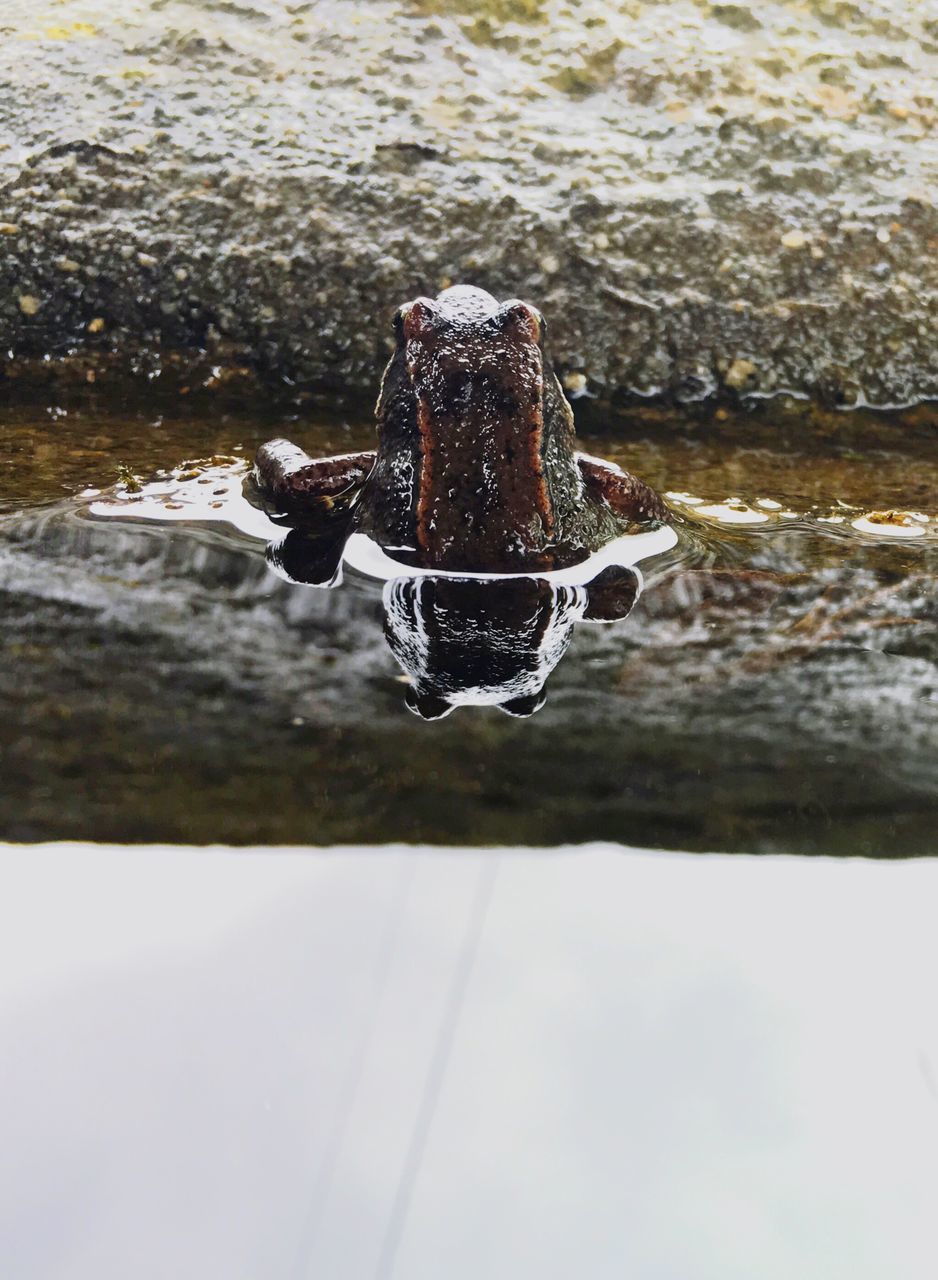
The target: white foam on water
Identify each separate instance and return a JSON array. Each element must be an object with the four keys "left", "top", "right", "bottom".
[
  {"left": 695, "top": 502, "right": 770, "bottom": 525},
  {"left": 88, "top": 471, "right": 281, "bottom": 543},
  {"left": 852, "top": 514, "right": 928, "bottom": 538}
]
